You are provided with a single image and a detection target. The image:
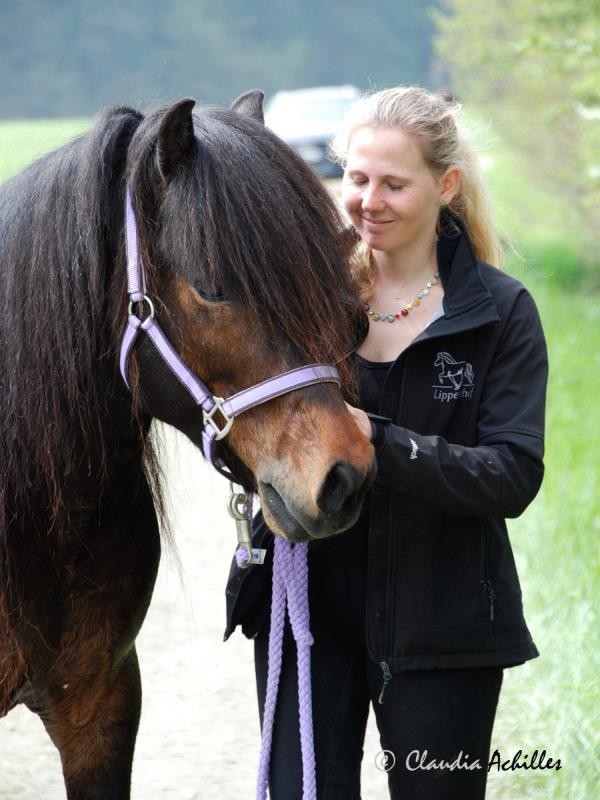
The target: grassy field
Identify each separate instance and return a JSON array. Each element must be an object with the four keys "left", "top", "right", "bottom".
[
  {"left": 0, "top": 119, "right": 598, "bottom": 799},
  {"left": 0, "top": 118, "right": 90, "bottom": 180},
  {"left": 486, "top": 283, "right": 599, "bottom": 800}
]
